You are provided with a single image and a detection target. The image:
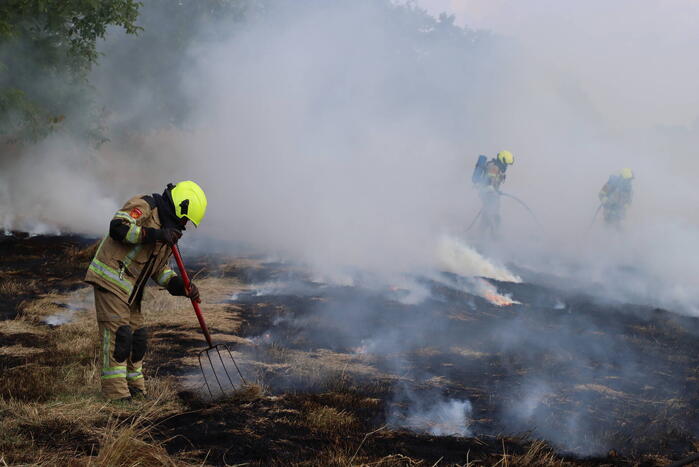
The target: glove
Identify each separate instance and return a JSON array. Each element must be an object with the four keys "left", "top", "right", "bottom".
[
  {"left": 187, "top": 282, "right": 201, "bottom": 303},
  {"left": 153, "top": 228, "right": 182, "bottom": 245},
  {"left": 166, "top": 276, "right": 201, "bottom": 303}
]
